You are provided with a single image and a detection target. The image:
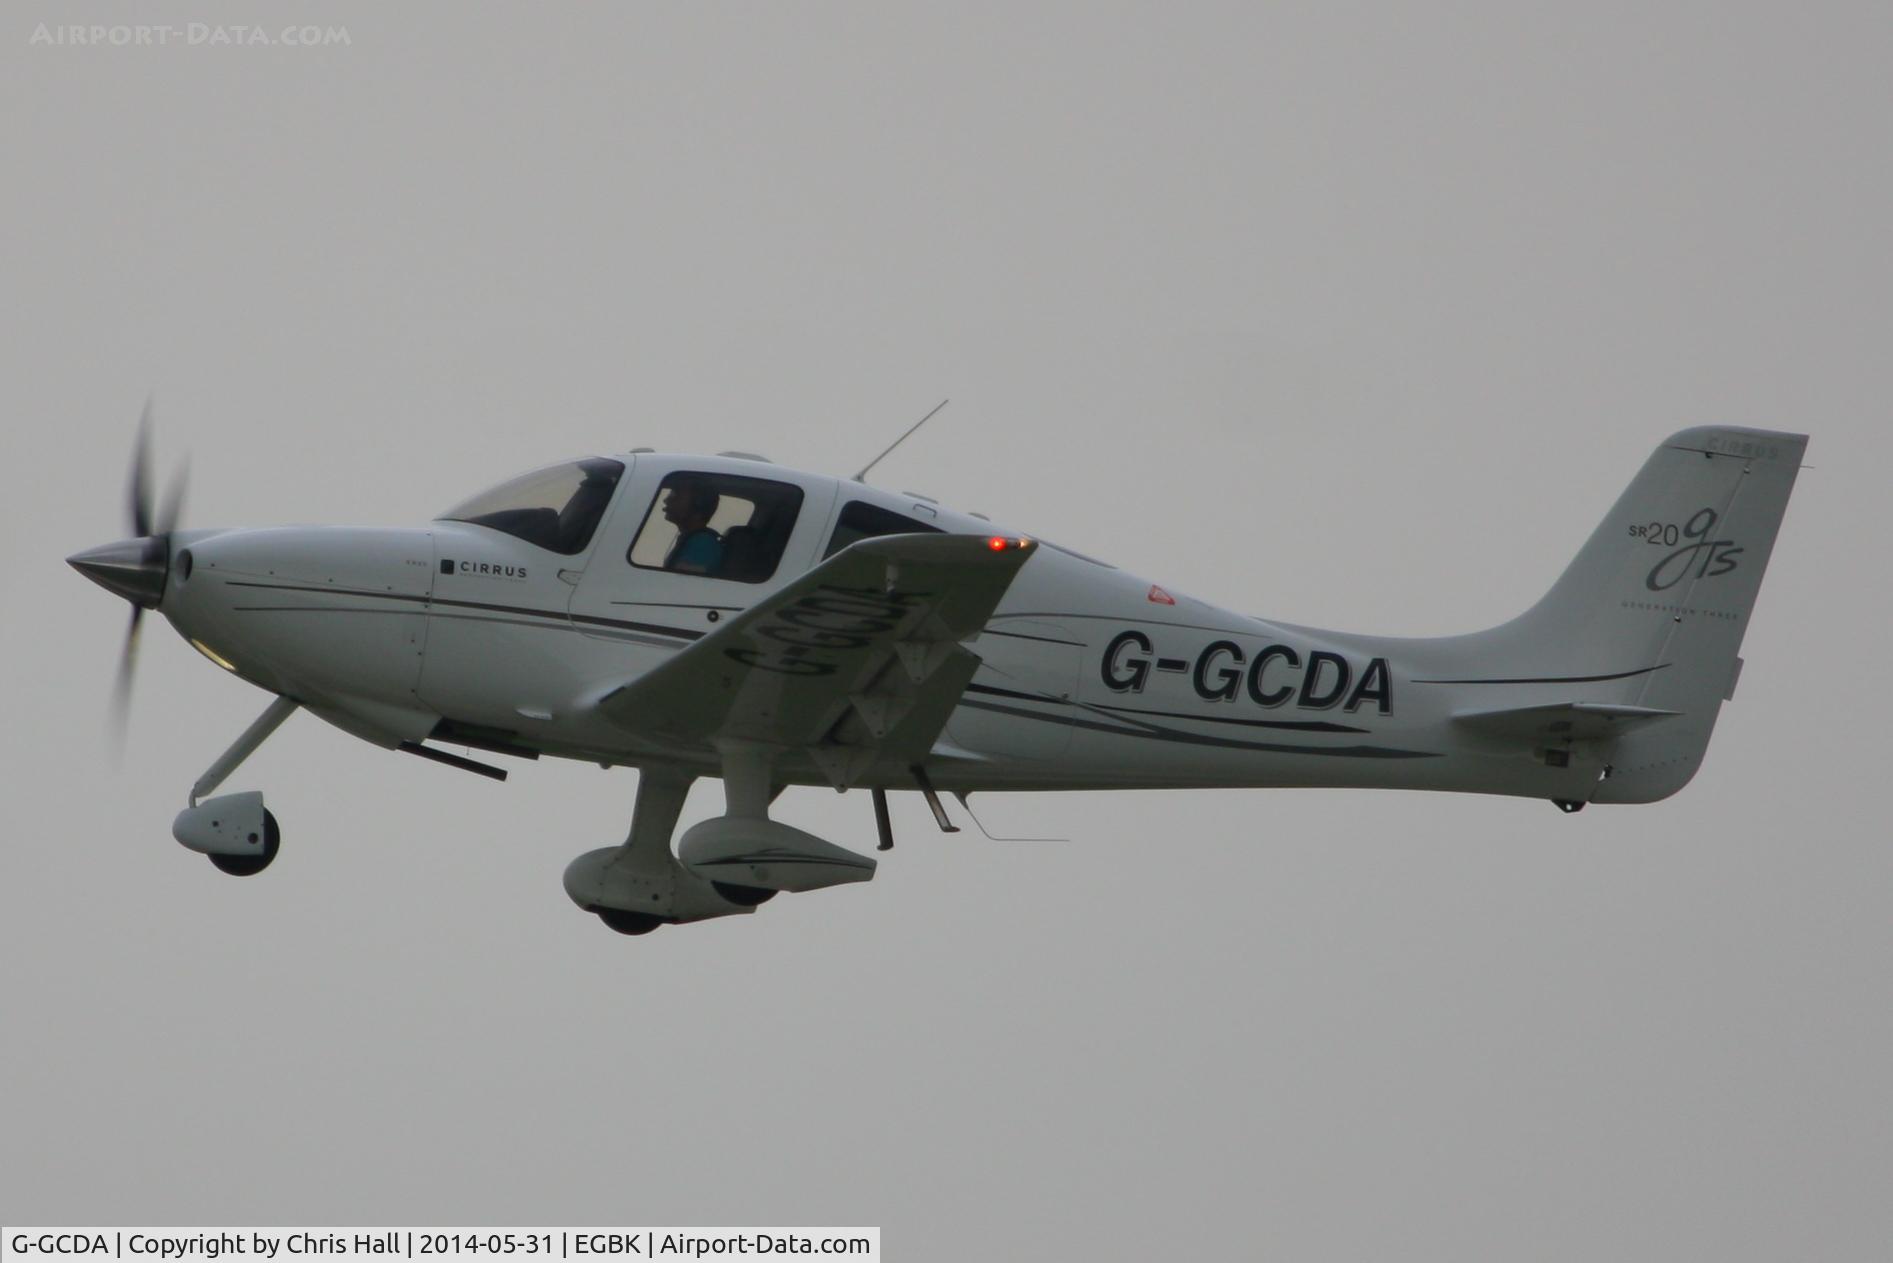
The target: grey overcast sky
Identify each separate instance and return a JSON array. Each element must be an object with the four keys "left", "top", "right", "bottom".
[{"left": 3, "top": 3, "right": 1890, "bottom": 1257}]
